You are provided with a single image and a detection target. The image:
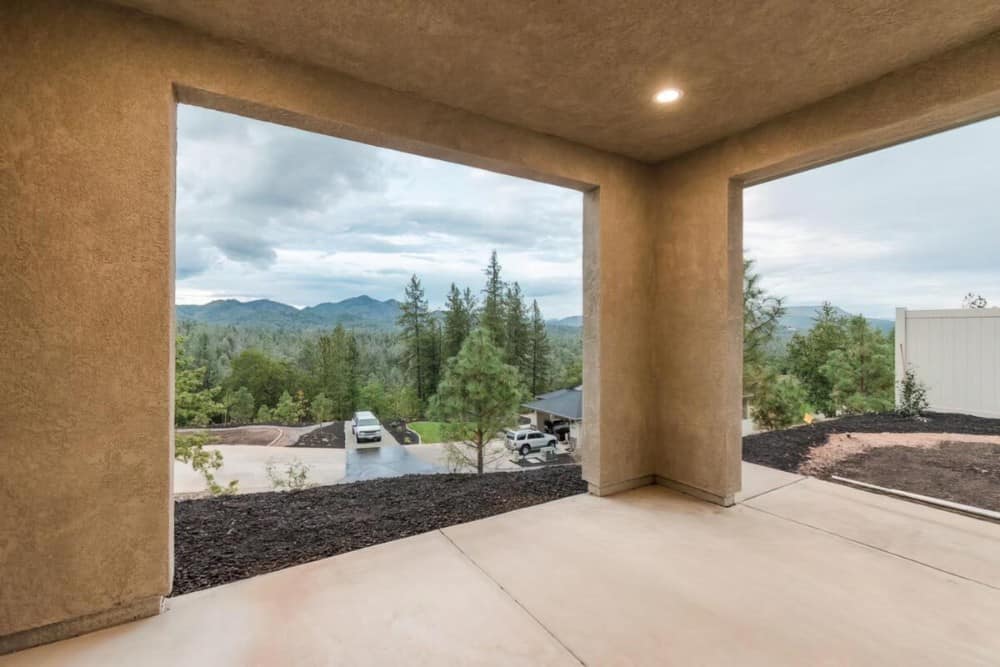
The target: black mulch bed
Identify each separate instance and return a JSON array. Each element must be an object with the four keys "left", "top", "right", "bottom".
[
  {"left": 743, "top": 412, "right": 1000, "bottom": 473},
  {"left": 385, "top": 420, "right": 419, "bottom": 445},
  {"left": 292, "top": 421, "right": 346, "bottom": 449},
  {"left": 172, "top": 465, "right": 586, "bottom": 595}
]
